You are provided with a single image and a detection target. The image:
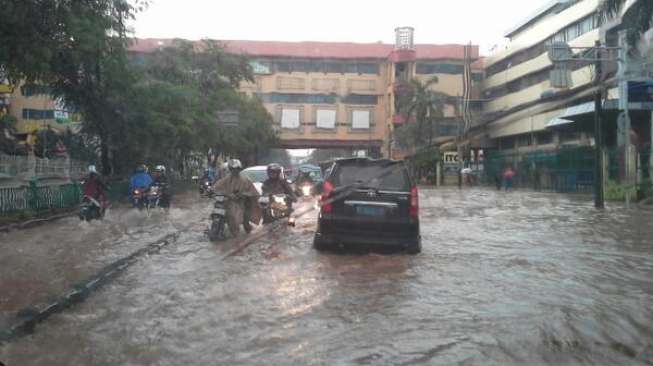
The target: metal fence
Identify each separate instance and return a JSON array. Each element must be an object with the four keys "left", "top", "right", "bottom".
[
  {"left": 0, "top": 153, "right": 86, "bottom": 182},
  {"left": 0, "top": 182, "right": 81, "bottom": 214},
  {"left": 483, "top": 147, "right": 596, "bottom": 193},
  {"left": 484, "top": 146, "right": 653, "bottom": 198}
]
